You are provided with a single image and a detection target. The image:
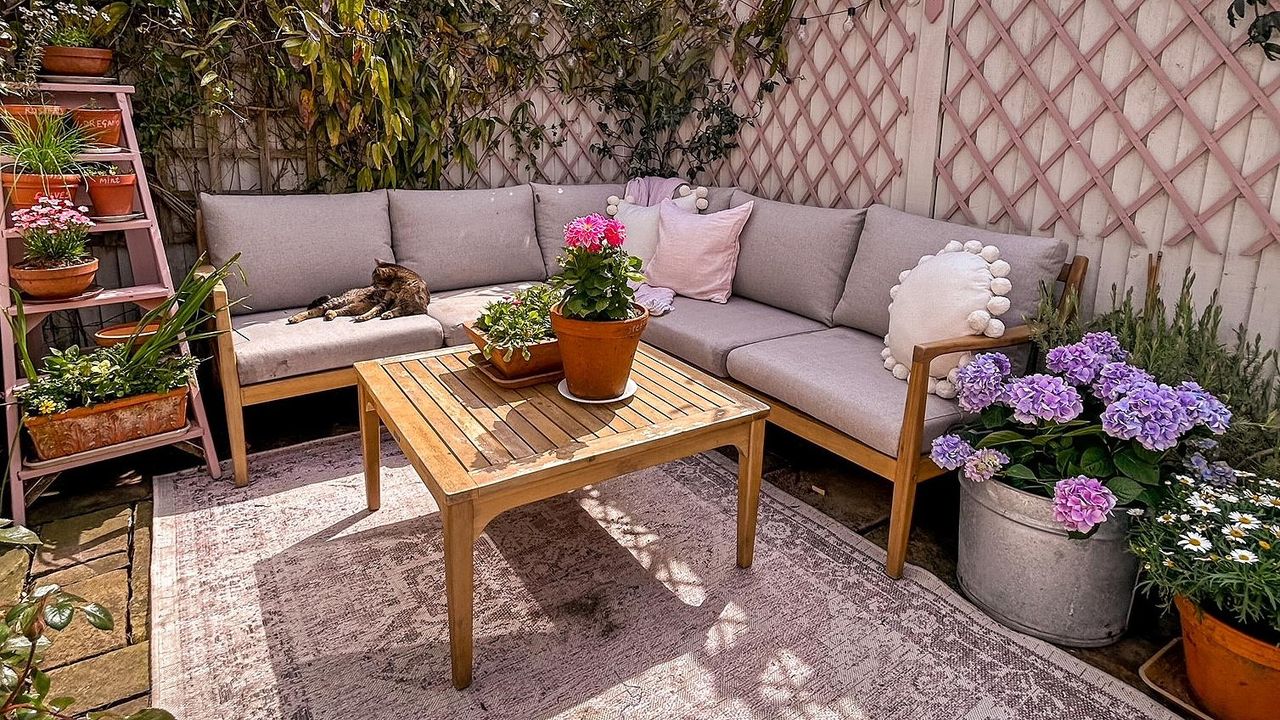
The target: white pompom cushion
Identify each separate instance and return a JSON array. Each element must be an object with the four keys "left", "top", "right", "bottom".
[
  {"left": 605, "top": 188, "right": 705, "bottom": 267},
  {"left": 883, "top": 240, "right": 1012, "bottom": 399}
]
